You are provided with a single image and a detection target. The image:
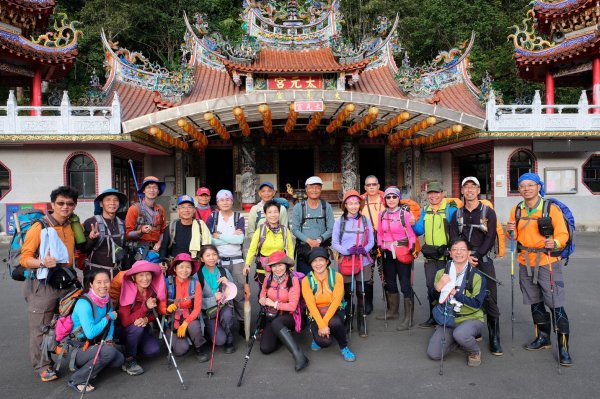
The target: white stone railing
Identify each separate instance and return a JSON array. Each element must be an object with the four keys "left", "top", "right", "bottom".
[
  {"left": 486, "top": 90, "right": 600, "bottom": 131},
  {"left": 0, "top": 91, "right": 121, "bottom": 135}
]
